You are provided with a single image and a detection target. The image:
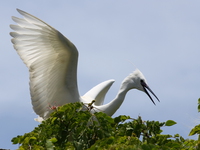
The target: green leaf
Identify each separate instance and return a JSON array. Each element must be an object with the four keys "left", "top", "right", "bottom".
[
  {"left": 198, "top": 98, "right": 200, "bottom": 112},
  {"left": 114, "top": 115, "right": 130, "bottom": 124},
  {"left": 189, "top": 124, "right": 200, "bottom": 136},
  {"left": 165, "top": 120, "right": 177, "bottom": 126},
  {"left": 50, "top": 137, "right": 57, "bottom": 143},
  {"left": 174, "top": 134, "right": 180, "bottom": 137},
  {"left": 46, "top": 139, "right": 54, "bottom": 150},
  {"left": 198, "top": 105, "right": 200, "bottom": 113},
  {"left": 11, "top": 137, "right": 20, "bottom": 144}
]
